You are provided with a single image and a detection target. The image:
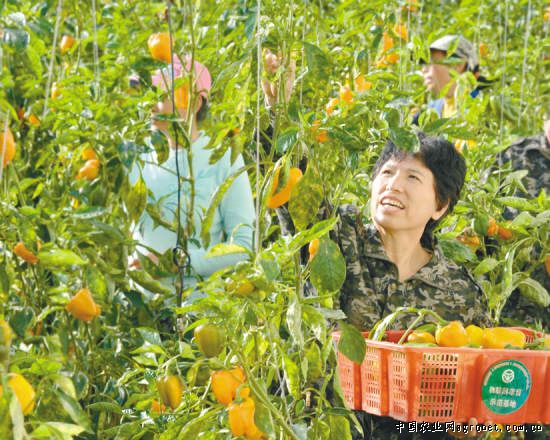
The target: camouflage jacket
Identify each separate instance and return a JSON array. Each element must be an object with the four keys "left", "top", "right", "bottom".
[
  {"left": 495, "top": 133, "right": 550, "bottom": 330},
  {"left": 332, "top": 205, "right": 488, "bottom": 331},
  {"left": 496, "top": 132, "right": 550, "bottom": 199}
]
